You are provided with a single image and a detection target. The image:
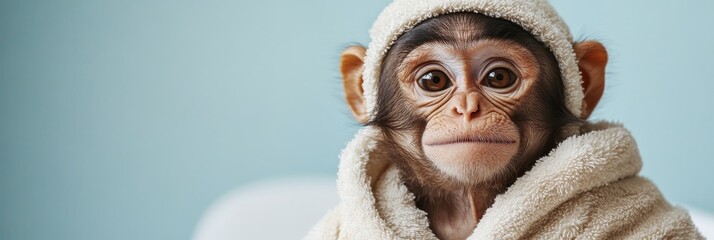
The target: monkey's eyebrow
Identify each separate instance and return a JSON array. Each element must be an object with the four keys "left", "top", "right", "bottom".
[
  {"left": 402, "top": 45, "right": 437, "bottom": 65},
  {"left": 398, "top": 47, "right": 437, "bottom": 82}
]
